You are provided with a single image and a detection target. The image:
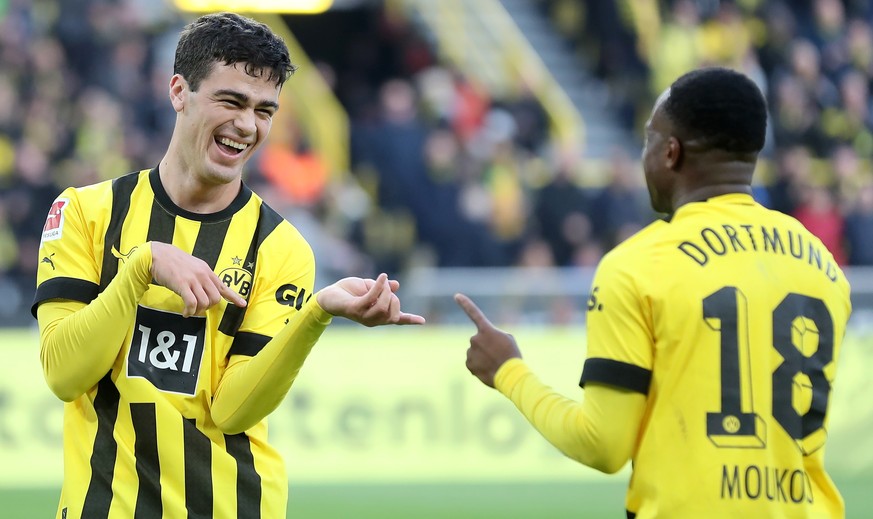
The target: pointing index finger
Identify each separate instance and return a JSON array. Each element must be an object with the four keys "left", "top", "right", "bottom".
[
  {"left": 453, "top": 293, "right": 493, "bottom": 330},
  {"left": 217, "top": 280, "right": 247, "bottom": 308}
]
